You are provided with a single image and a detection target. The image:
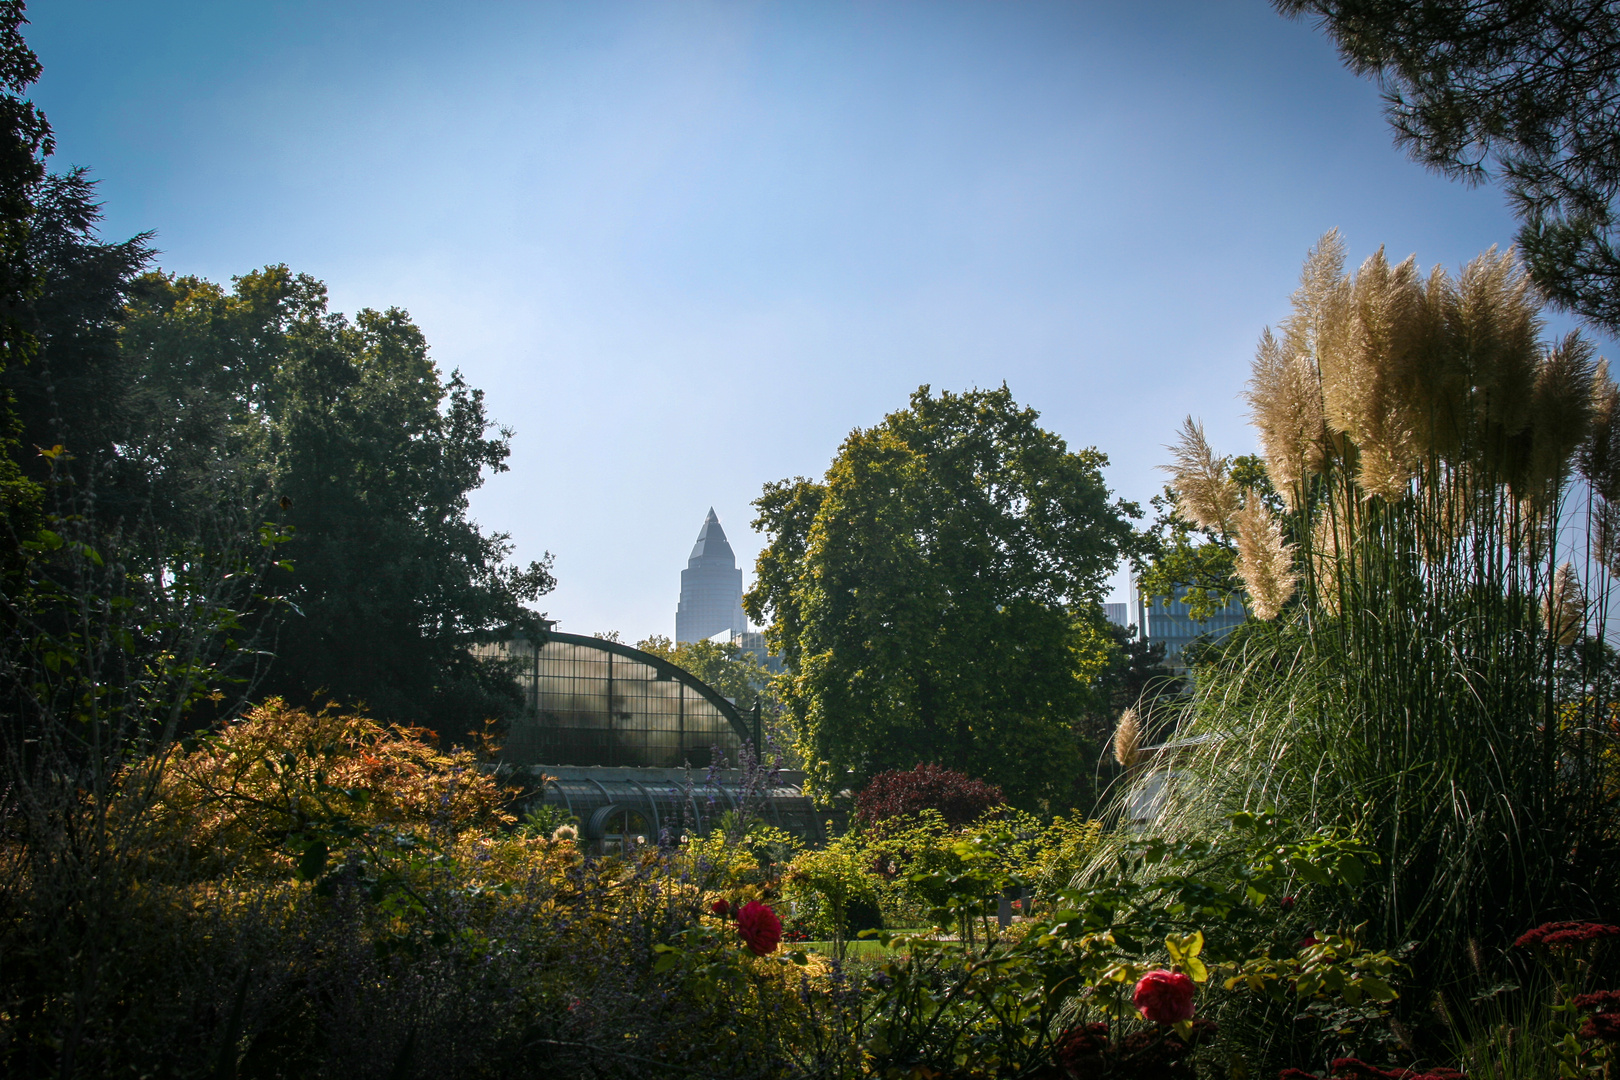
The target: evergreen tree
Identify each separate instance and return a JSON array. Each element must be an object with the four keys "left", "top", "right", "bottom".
[
  {"left": 0, "top": 0, "right": 51, "bottom": 532},
  {"left": 3, "top": 170, "right": 153, "bottom": 501},
  {"left": 1278, "top": 0, "right": 1620, "bottom": 334}
]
